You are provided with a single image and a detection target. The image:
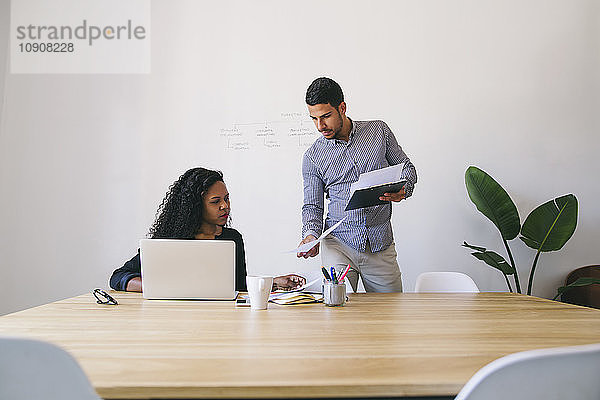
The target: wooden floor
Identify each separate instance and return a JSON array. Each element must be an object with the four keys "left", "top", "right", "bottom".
[{"left": 1, "top": 292, "right": 599, "bottom": 399}]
